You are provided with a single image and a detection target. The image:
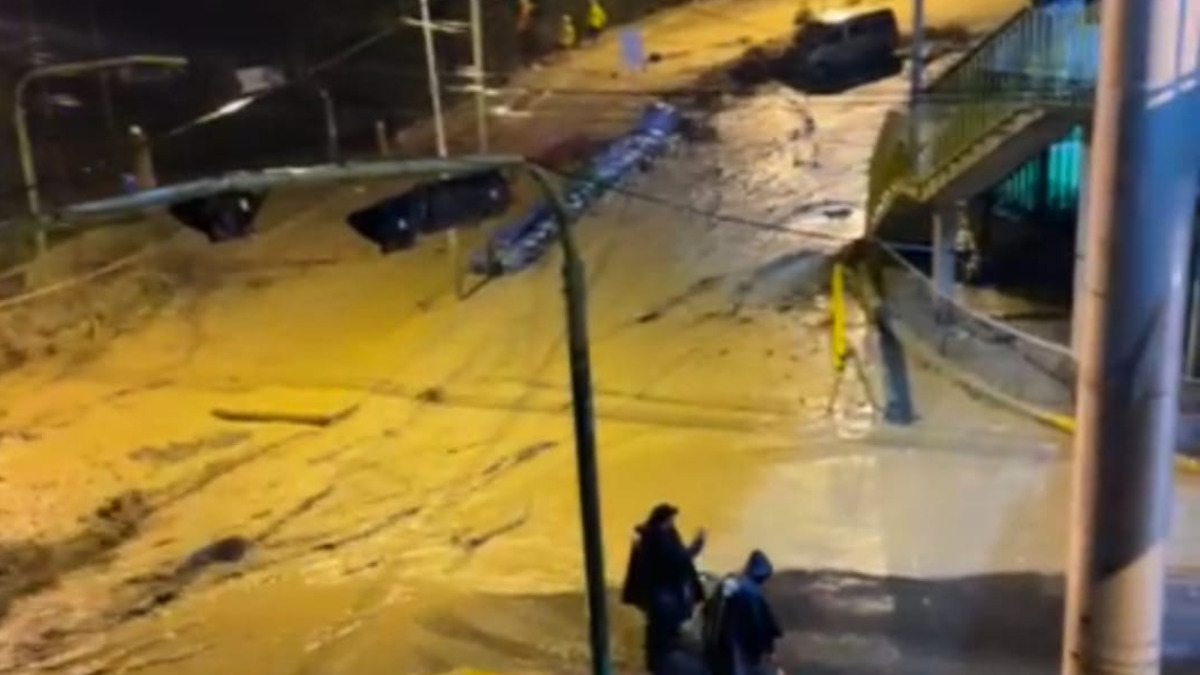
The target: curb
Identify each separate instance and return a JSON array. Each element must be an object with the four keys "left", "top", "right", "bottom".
[{"left": 846, "top": 259, "right": 1200, "bottom": 475}]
